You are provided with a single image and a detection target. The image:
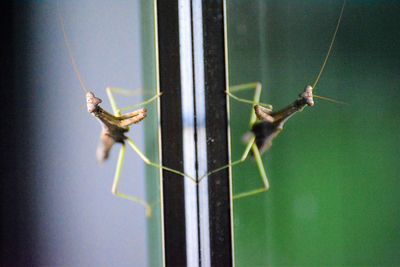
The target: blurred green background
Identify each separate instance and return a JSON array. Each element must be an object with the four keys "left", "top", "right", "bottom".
[{"left": 228, "top": 0, "right": 400, "bottom": 266}]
